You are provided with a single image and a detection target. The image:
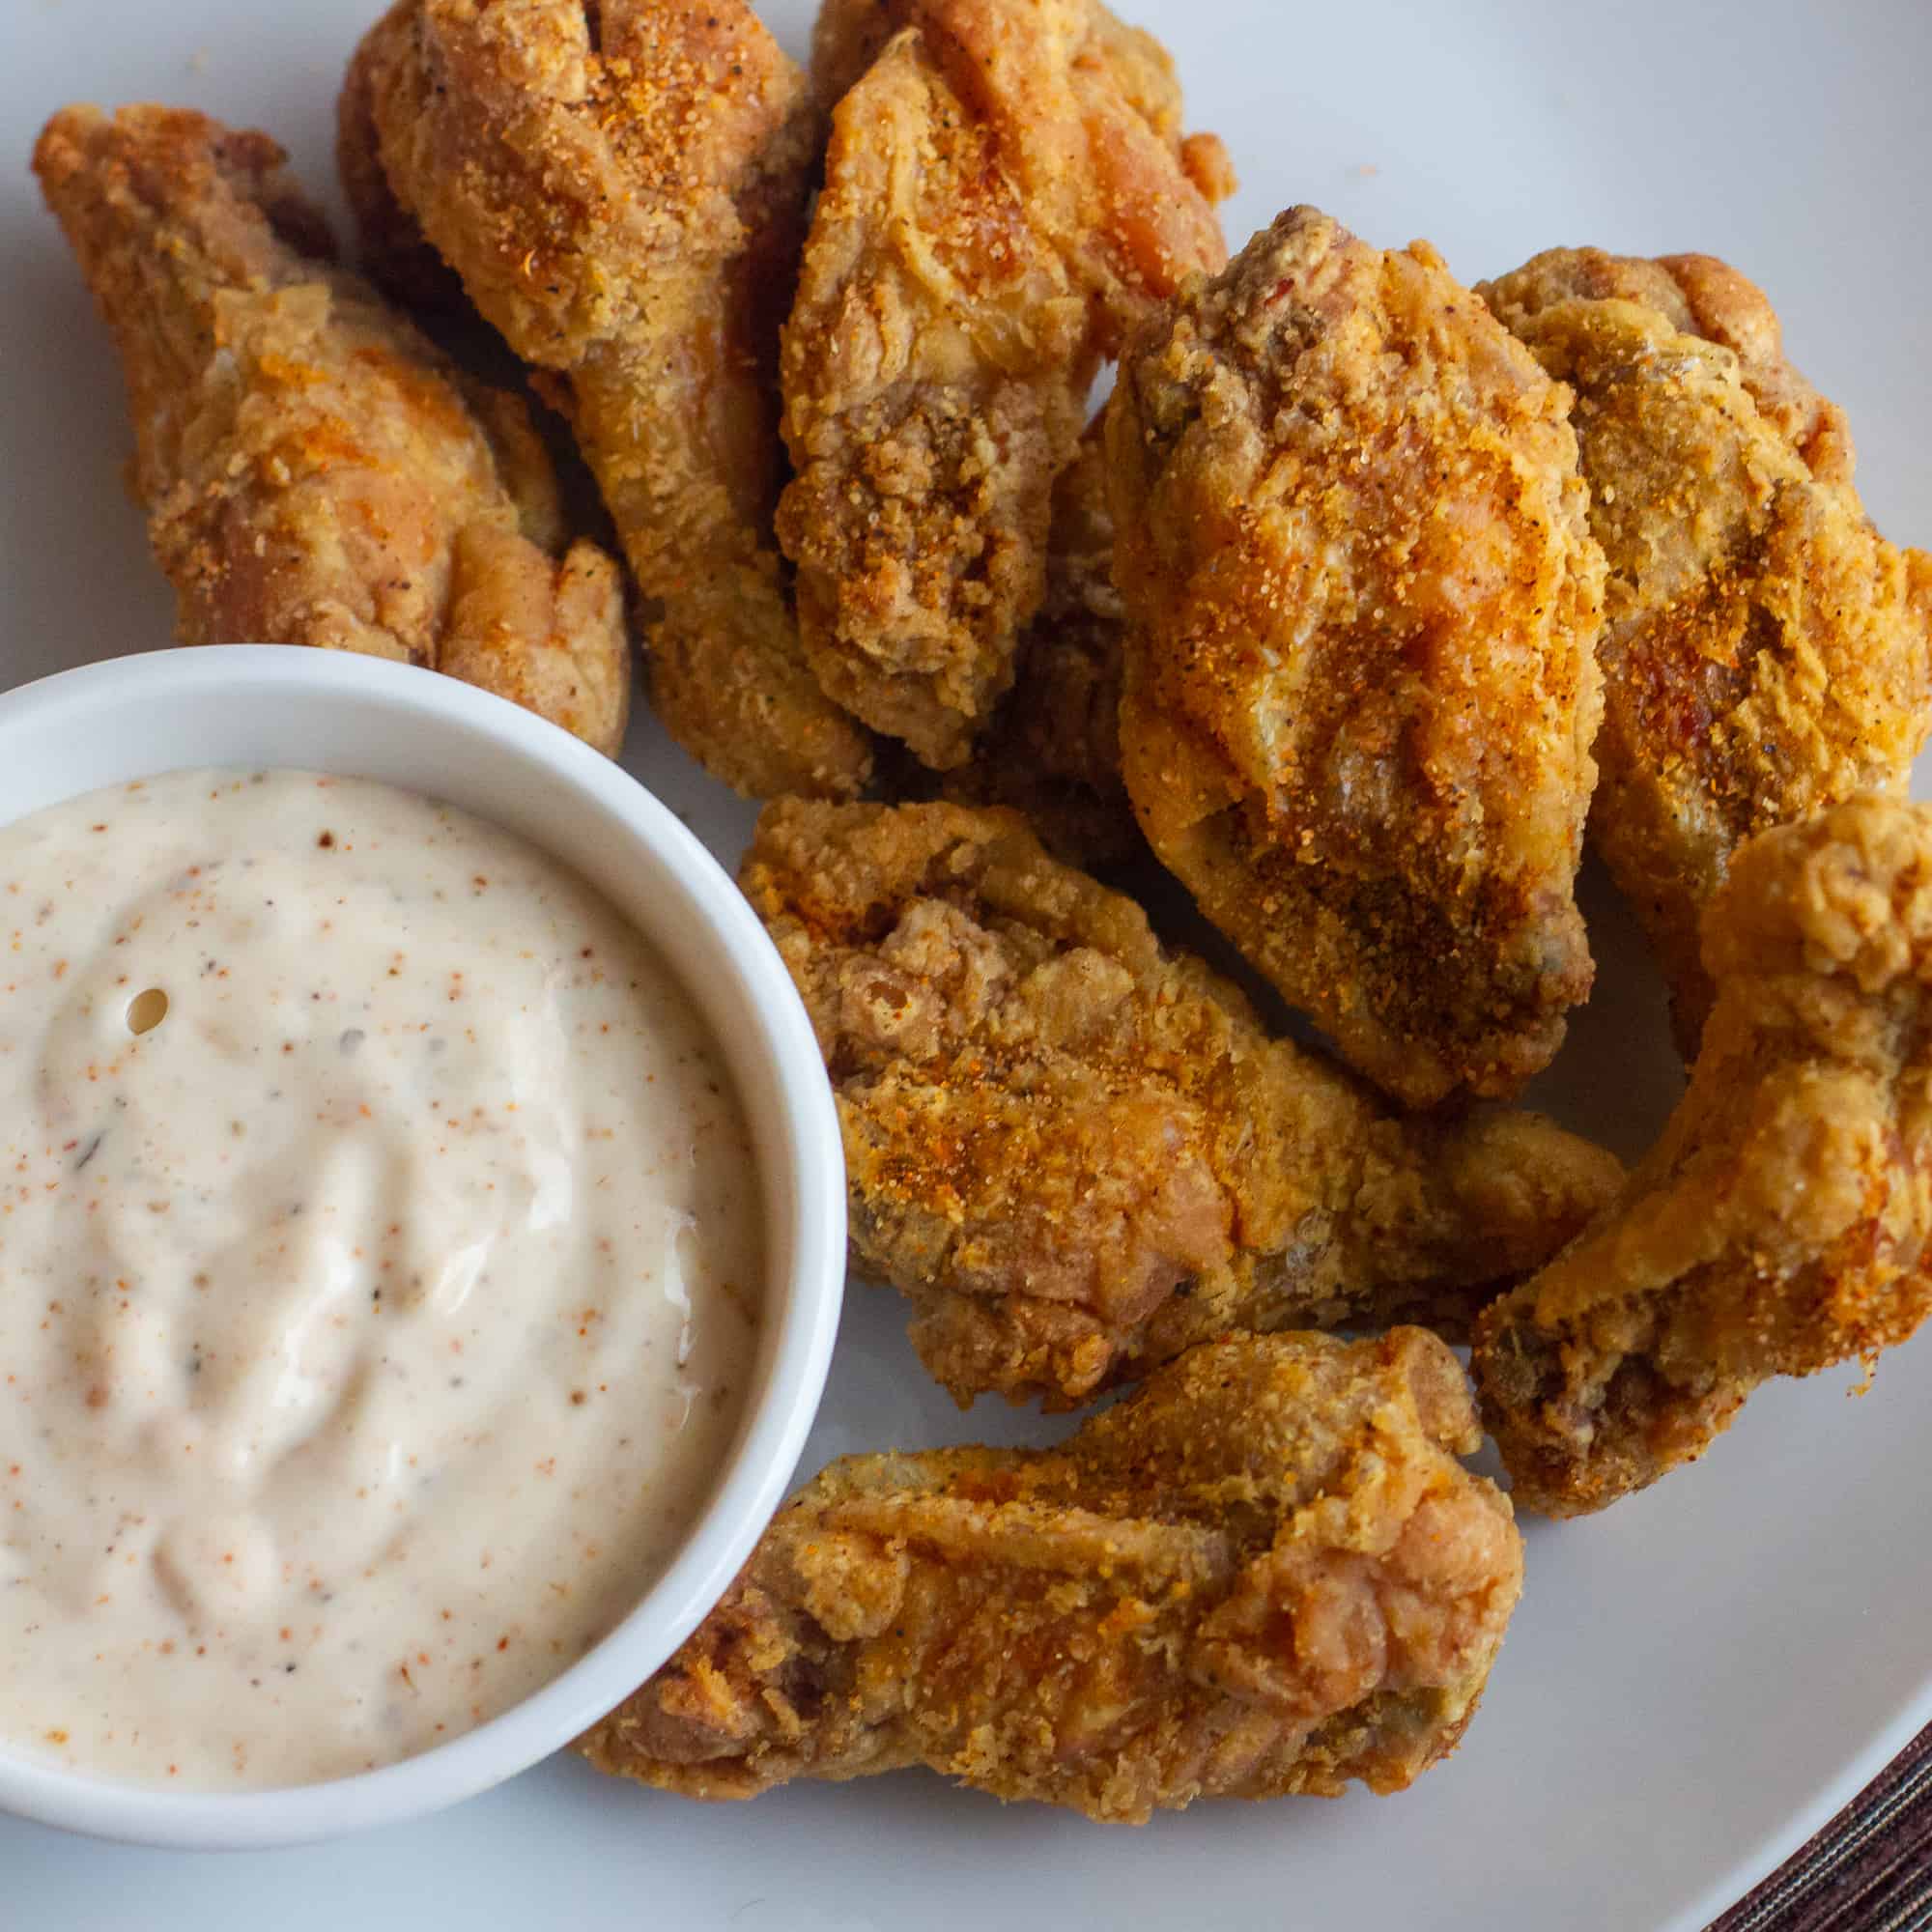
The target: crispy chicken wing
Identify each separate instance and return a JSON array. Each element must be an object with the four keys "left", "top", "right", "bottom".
[
  {"left": 34, "top": 102, "right": 630, "bottom": 753},
  {"left": 579, "top": 1328, "right": 1523, "bottom": 1819},
  {"left": 741, "top": 798, "right": 1623, "bottom": 1408},
  {"left": 1473, "top": 795, "right": 1932, "bottom": 1517},
  {"left": 777, "top": 0, "right": 1233, "bottom": 769},
  {"left": 1108, "top": 208, "right": 1607, "bottom": 1108},
  {"left": 355, "top": 0, "right": 874, "bottom": 798},
  {"left": 1480, "top": 248, "right": 1932, "bottom": 1056}
]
